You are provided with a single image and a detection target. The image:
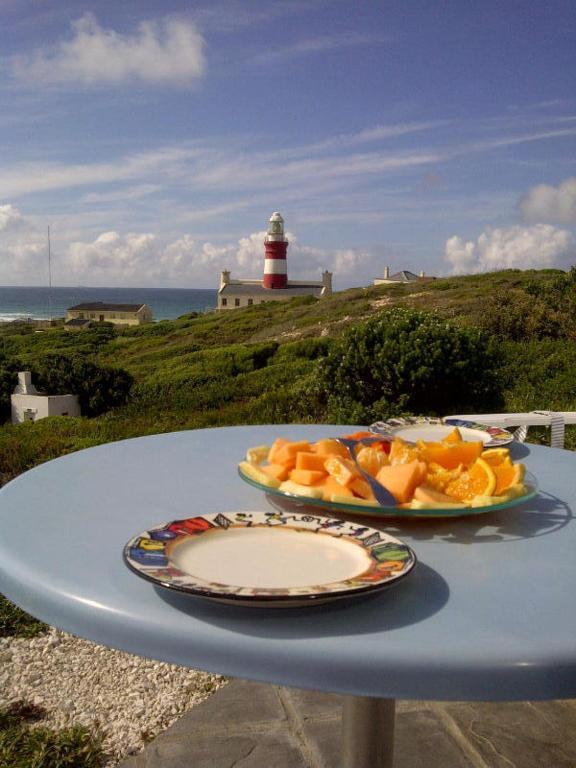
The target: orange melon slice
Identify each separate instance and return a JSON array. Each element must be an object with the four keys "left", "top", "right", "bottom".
[
  {"left": 295, "top": 452, "right": 328, "bottom": 472},
  {"left": 289, "top": 468, "right": 328, "bottom": 486},
  {"left": 375, "top": 460, "right": 423, "bottom": 504},
  {"left": 261, "top": 463, "right": 290, "bottom": 482}
]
